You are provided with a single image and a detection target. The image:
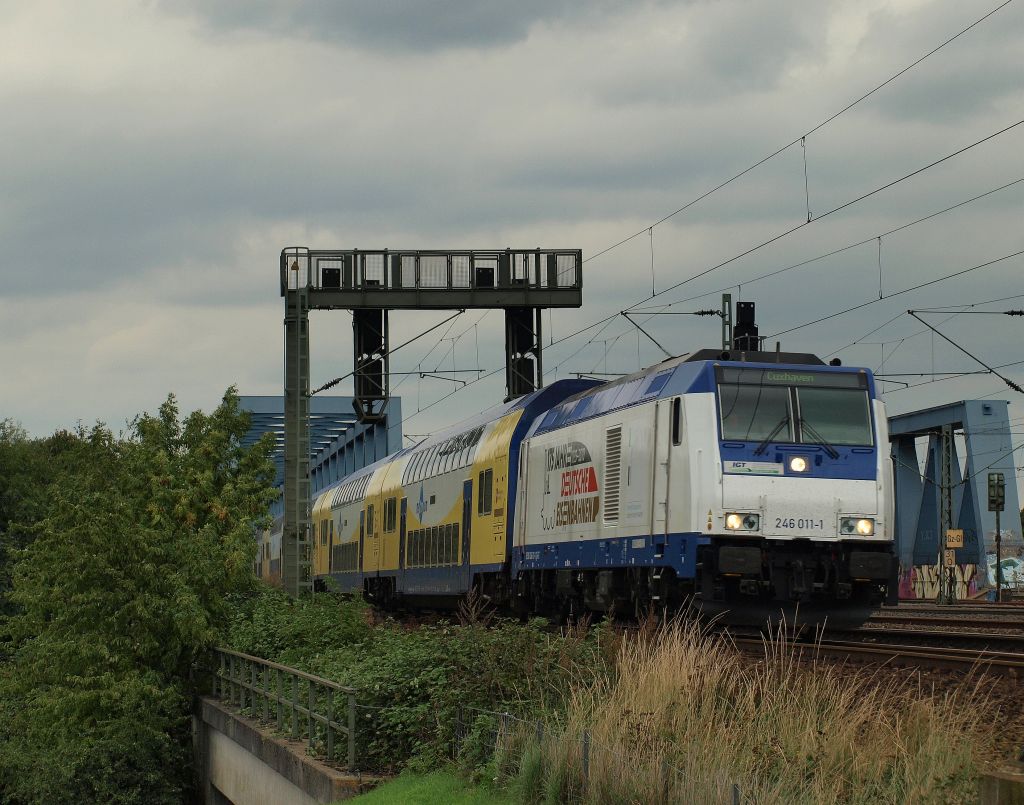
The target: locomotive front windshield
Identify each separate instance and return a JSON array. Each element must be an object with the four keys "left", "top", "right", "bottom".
[{"left": 717, "top": 367, "right": 873, "bottom": 447}]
